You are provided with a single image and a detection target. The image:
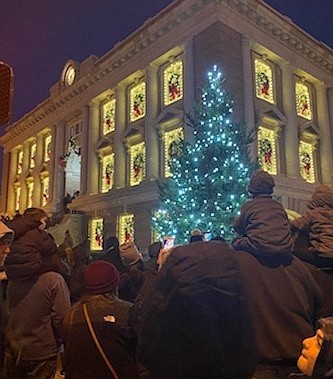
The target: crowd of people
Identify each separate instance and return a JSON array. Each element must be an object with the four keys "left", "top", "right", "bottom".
[{"left": 0, "top": 169, "right": 332, "bottom": 378}]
